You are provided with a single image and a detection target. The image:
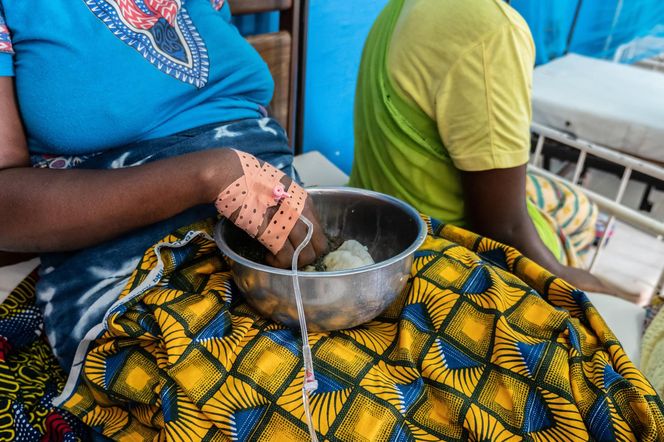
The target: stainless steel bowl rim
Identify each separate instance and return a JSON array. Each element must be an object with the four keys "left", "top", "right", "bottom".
[{"left": 214, "top": 187, "right": 427, "bottom": 278}]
